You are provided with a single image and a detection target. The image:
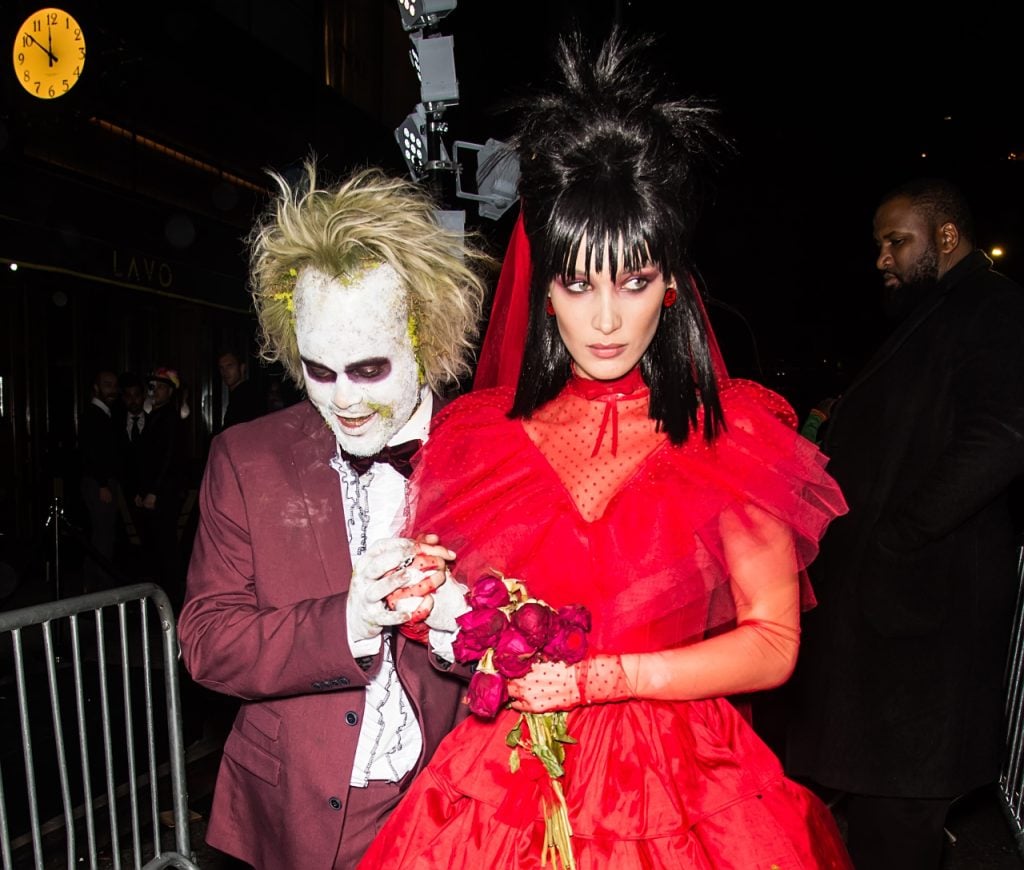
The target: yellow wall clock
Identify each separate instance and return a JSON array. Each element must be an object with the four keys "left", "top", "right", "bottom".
[{"left": 13, "top": 7, "right": 86, "bottom": 99}]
